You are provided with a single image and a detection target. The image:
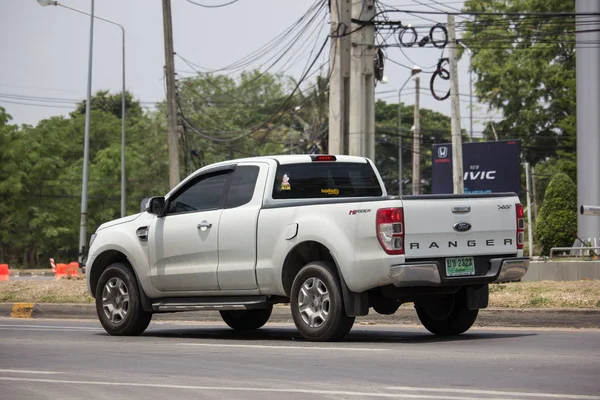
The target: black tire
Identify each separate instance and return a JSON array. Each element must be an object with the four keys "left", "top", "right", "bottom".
[
  {"left": 414, "top": 291, "right": 478, "bottom": 336},
  {"left": 95, "top": 262, "right": 152, "bottom": 336},
  {"left": 290, "top": 261, "right": 355, "bottom": 342},
  {"left": 220, "top": 305, "right": 273, "bottom": 331},
  {"left": 372, "top": 296, "right": 401, "bottom": 315}
]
